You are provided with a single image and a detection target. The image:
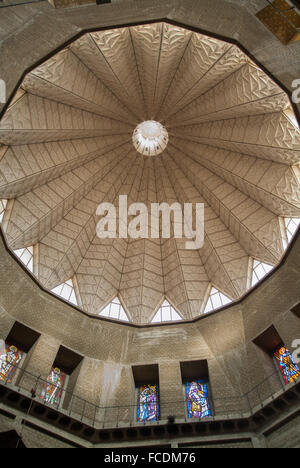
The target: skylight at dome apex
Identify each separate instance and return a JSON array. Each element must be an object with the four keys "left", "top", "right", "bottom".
[
  {"left": 133, "top": 121, "right": 168, "bottom": 156},
  {"left": 0, "top": 22, "right": 299, "bottom": 325}
]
